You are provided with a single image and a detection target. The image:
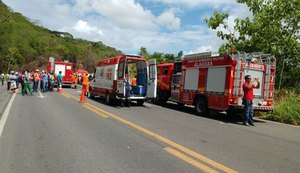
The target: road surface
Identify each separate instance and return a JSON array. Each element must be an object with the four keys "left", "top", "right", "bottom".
[{"left": 0, "top": 88, "right": 299, "bottom": 173}]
